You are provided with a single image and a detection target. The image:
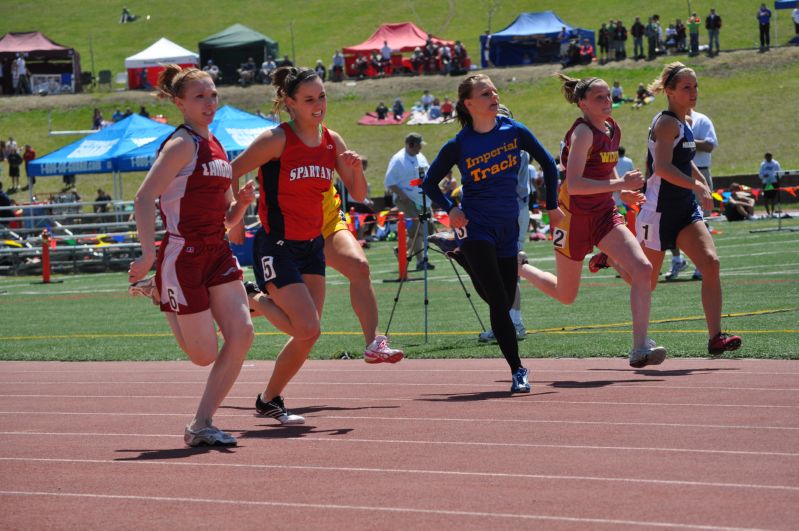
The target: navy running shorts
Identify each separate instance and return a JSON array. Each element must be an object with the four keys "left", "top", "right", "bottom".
[{"left": 252, "top": 229, "right": 325, "bottom": 290}]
